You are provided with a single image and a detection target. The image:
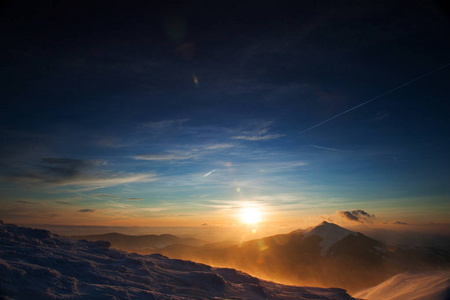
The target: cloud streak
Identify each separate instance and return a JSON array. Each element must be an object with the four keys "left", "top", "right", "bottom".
[
  {"left": 140, "top": 119, "right": 189, "bottom": 130},
  {"left": 231, "top": 121, "right": 284, "bottom": 141},
  {"left": 232, "top": 134, "right": 283, "bottom": 141},
  {"left": 309, "top": 145, "right": 340, "bottom": 152},
  {"left": 78, "top": 209, "right": 95, "bottom": 213},
  {"left": 134, "top": 154, "right": 192, "bottom": 161},
  {"left": 2, "top": 157, "right": 156, "bottom": 192},
  {"left": 204, "top": 144, "right": 235, "bottom": 150}
]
